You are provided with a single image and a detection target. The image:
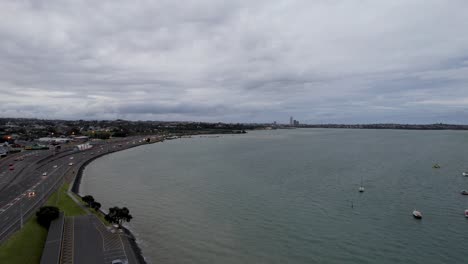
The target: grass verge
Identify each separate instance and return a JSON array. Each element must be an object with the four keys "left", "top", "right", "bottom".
[
  {"left": 46, "top": 183, "right": 86, "bottom": 216},
  {"left": 0, "top": 216, "right": 47, "bottom": 264},
  {"left": 92, "top": 209, "right": 110, "bottom": 226},
  {"left": 72, "top": 192, "right": 110, "bottom": 226}
]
